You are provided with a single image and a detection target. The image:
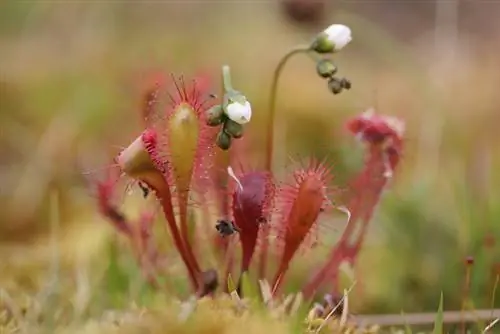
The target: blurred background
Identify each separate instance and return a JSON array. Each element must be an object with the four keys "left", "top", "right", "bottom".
[{"left": 1, "top": 0, "right": 500, "bottom": 318}]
